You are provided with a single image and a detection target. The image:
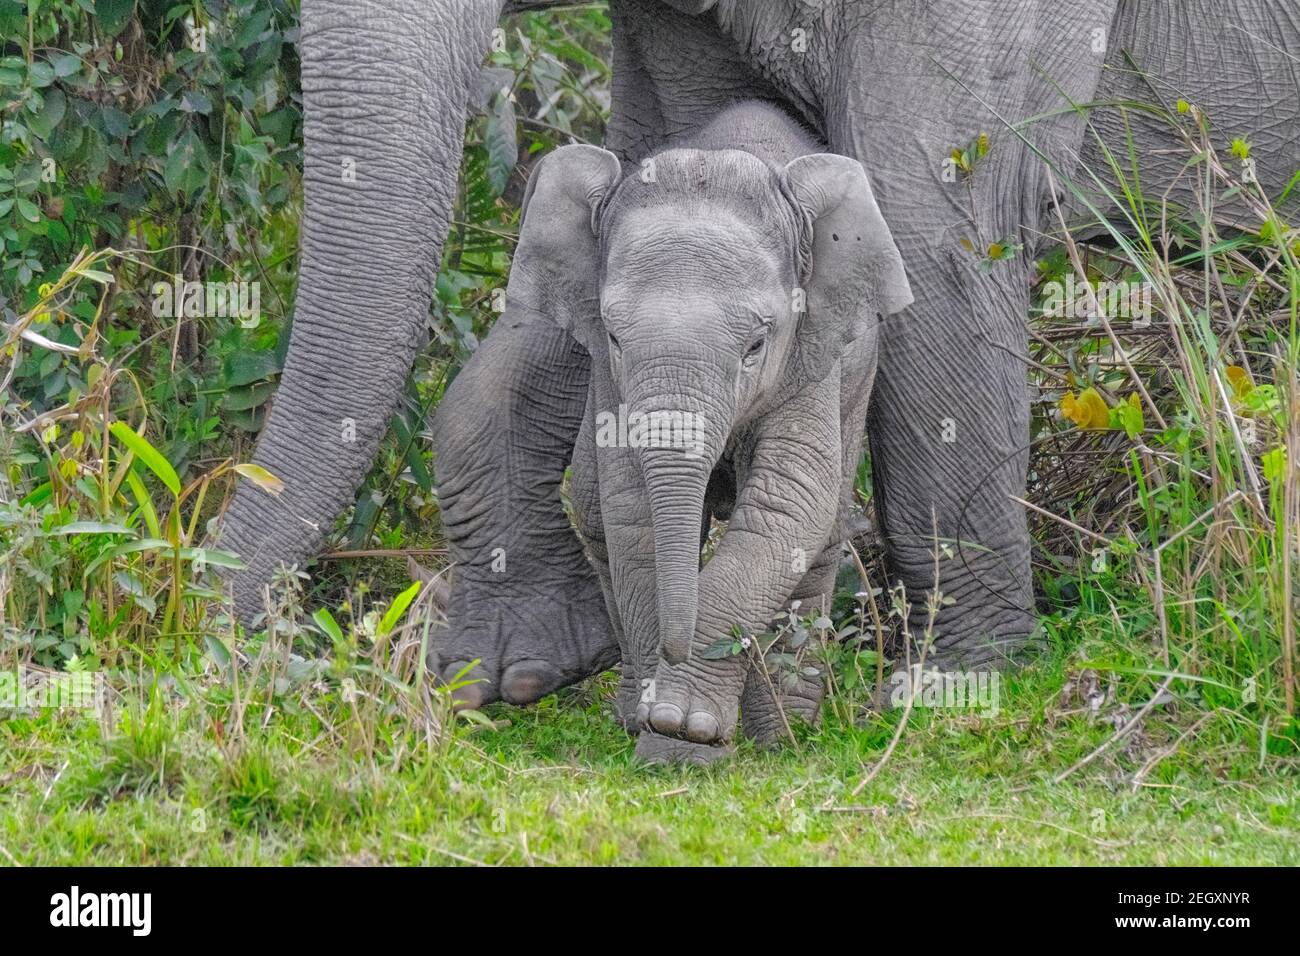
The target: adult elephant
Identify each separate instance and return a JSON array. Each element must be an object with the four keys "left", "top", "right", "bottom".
[{"left": 218, "top": 1, "right": 1300, "bottom": 737}]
